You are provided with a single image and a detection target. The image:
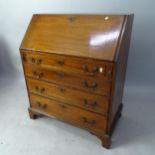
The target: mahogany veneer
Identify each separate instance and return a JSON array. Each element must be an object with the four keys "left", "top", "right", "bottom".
[{"left": 20, "top": 14, "right": 134, "bottom": 148}]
